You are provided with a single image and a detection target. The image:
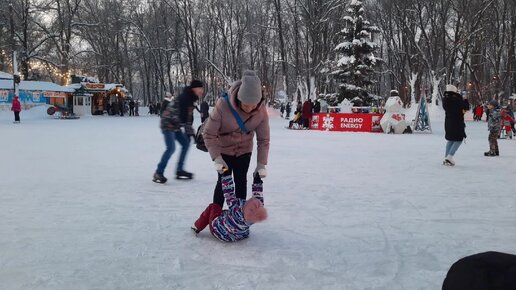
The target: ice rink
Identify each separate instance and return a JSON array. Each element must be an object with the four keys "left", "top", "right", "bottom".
[{"left": 1, "top": 107, "right": 515, "bottom": 289}]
